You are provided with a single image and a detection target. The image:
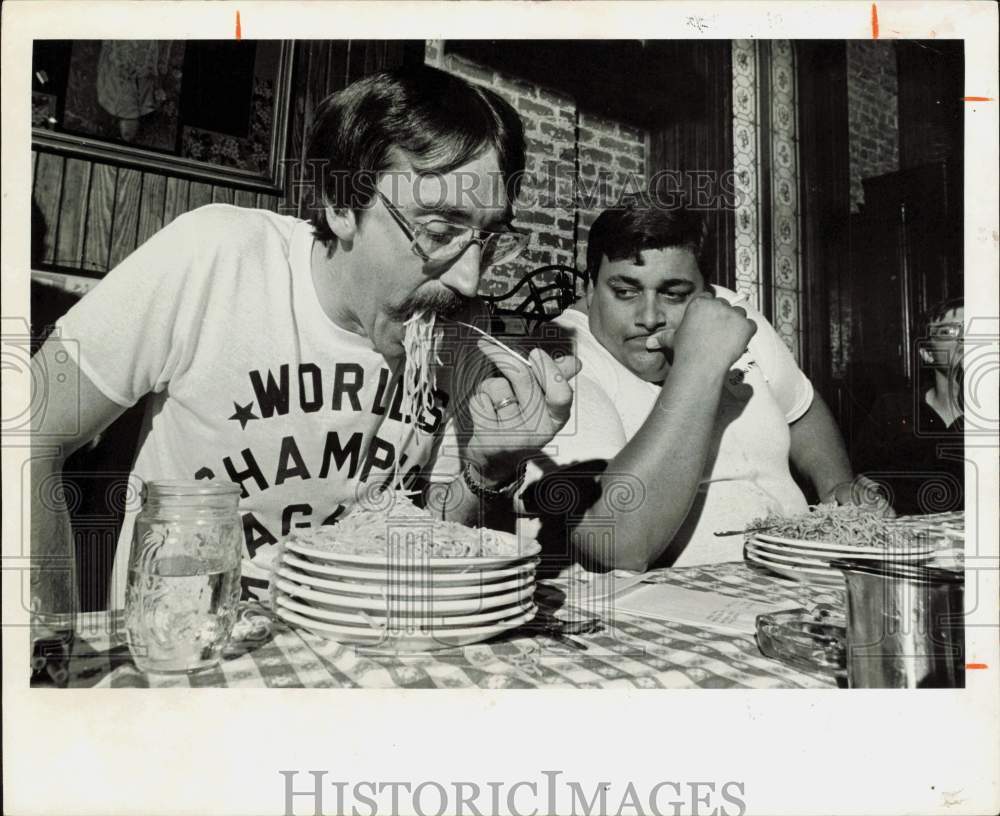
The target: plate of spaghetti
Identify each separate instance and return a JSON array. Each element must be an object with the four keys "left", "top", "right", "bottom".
[
  {"left": 280, "top": 552, "right": 537, "bottom": 584},
  {"left": 281, "top": 553, "right": 536, "bottom": 594},
  {"left": 284, "top": 494, "right": 540, "bottom": 568},
  {"left": 743, "top": 504, "right": 940, "bottom": 551},
  {"left": 739, "top": 504, "right": 950, "bottom": 585},
  {"left": 271, "top": 492, "right": 540, "bottom": 650}
]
